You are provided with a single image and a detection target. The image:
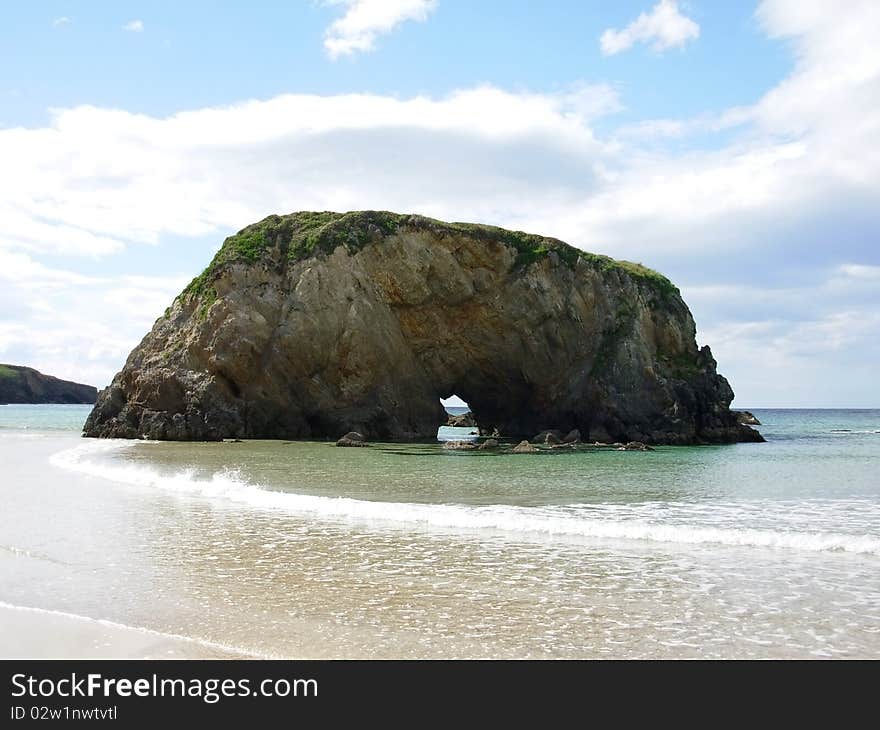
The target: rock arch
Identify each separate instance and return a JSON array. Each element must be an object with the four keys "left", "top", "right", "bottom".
[{"left": 84, "top": 211, "right": 763, "bottom": 444}]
